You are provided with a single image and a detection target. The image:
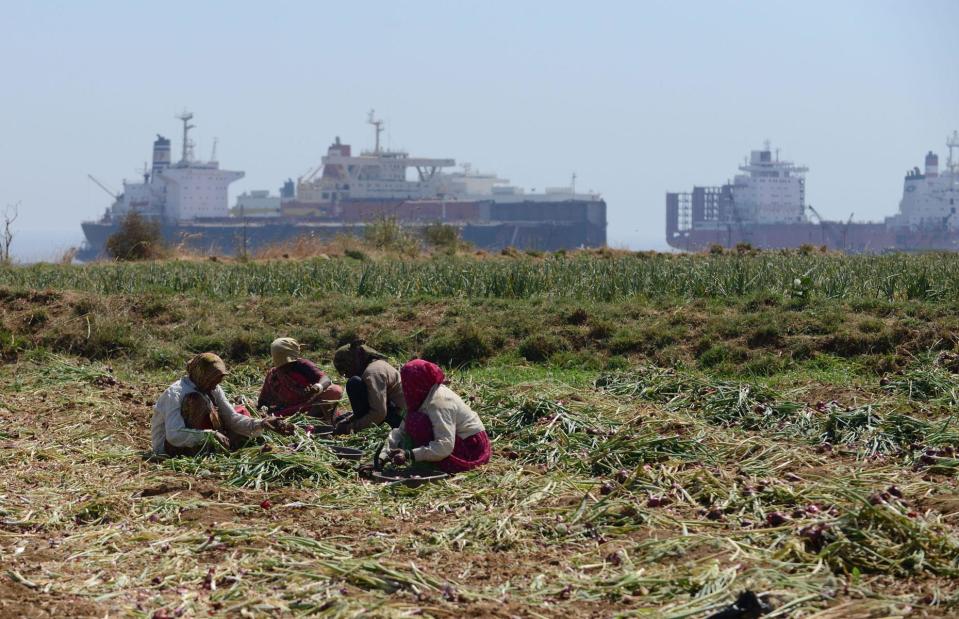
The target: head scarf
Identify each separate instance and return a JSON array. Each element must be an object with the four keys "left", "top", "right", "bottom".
[
  {"left": 187, "top": 352, "right": 228, "bottom": 392},
  {"left": 333, "top": 341, "right": 387, "bottom": 377},
  {"left": 400, "top": 359, "right": 446, "bottom": 413},
  {"left": 271, "top": 337, "right": 301, "bottom": 368}
]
